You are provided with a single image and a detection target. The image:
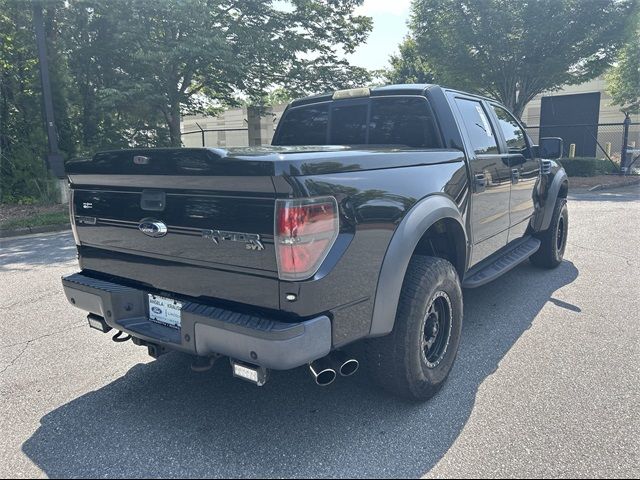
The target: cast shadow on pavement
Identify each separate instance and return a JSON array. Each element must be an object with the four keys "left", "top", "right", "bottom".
[
  {"left": 0, "top": 232, "right": 76, "bottom": 273},
  {"left": 569, "top": 187, "right": 640, "bottom": 203},
  {"left": 22, "top": 260, "right": 579, "bottom": 478}
]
